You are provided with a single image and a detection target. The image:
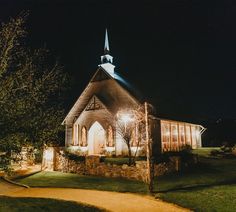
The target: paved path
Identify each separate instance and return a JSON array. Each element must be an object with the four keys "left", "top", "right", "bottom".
[
  {"left": 0, "top": 178, "right": 26, "bottom": 195},
  {"left": 0, "top": 178, "right": 190, "bottom": 212}
]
